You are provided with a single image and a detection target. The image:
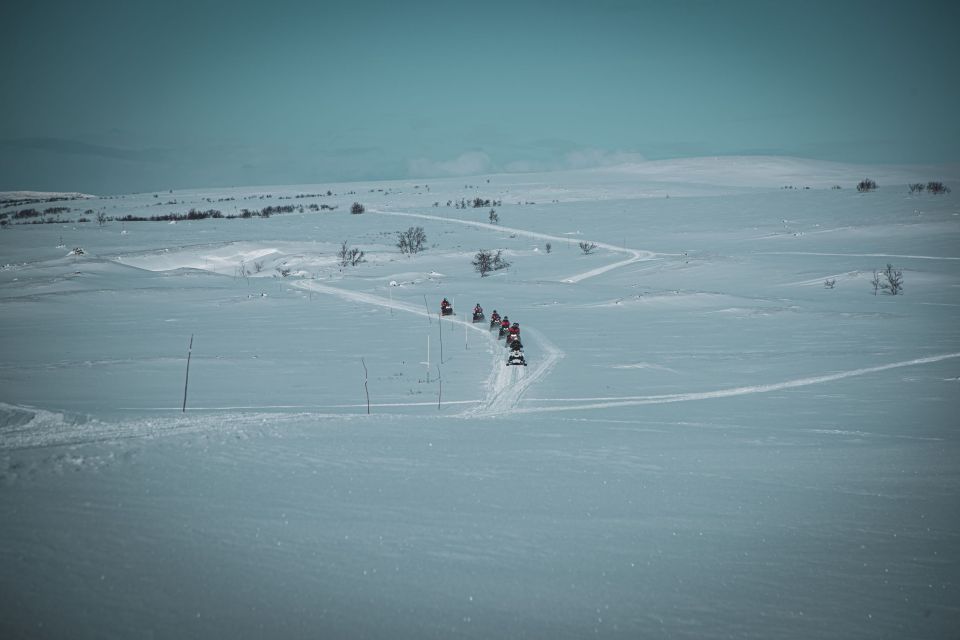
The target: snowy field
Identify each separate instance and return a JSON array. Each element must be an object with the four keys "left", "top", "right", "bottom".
[{"left": 1, "top": 157, "right": 959, "bottom": 638}]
